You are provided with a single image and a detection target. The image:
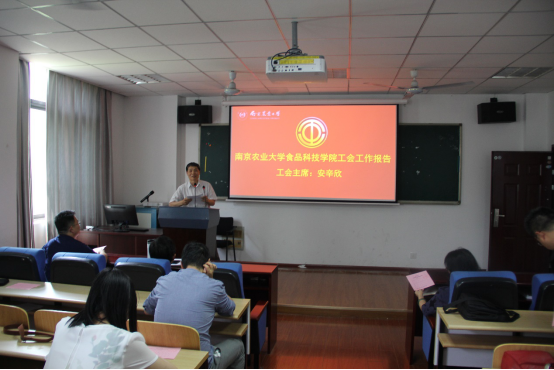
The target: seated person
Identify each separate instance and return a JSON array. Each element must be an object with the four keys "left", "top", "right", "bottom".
[
  {"left": 42, "top": 210, "right": 107, "bottom": 281},
  {"left": 143, "top": 242, "right": 245, "bottom": 369},
  {"left": 44, "top": 268, "right": 175, "bottom": 369},
  {"left": 525, "top": 207, "right": 554, "bottom": 271},
  {"left": 415, "top": 247, "right": 480, "bottom": 316},
  {"left": 149, "top": 235, "right": 176, "bottom": 262}
]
